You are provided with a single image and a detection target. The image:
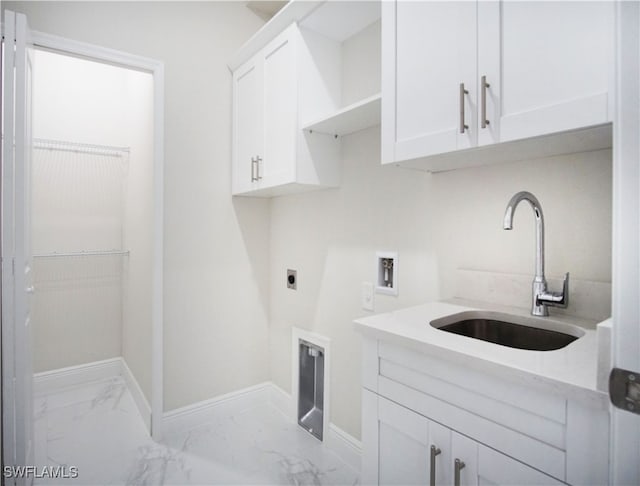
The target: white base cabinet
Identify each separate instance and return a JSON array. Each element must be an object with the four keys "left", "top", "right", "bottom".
[
  {"left": 366, "top": 392, "right": 563, "bottom": 486},
  {"left": 361, "top": 337, "right": 610, "bottom": 486}
]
